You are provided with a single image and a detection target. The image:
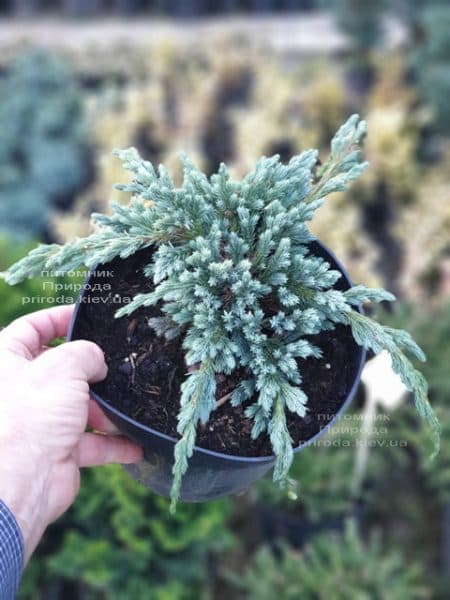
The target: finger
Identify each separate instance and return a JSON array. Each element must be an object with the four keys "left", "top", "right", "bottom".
[
  {"left": 75, "top": 432, "right": 143, "bottom": 467},
  {"left": 0, "top": 305, "right": 74, "bottom": 360},
  {"left": 33, "top": 340, "right": 108, "bottom": 384},
  {"left": 88, "top": 399, "right": 119, "bottom": 434}
]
